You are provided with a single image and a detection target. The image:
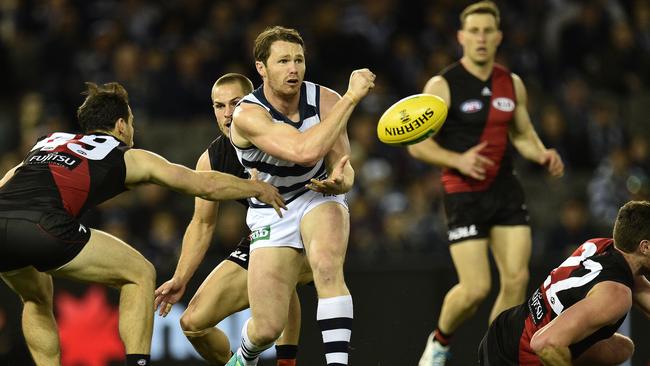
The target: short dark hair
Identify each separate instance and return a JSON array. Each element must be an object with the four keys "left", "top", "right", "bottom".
[
  {"left": 77, "top": 82, "right": 130, "bottom": 133},
  {"left": 214, "top": 73, "right": 254, "bottom": 95},
  {"left": 253, "top": 26, "right": 305, "bottom": 64},
  {"left": 613, "top": 200, "right": 650, "bottom": 253},
  {"left": 460, "top": 1, "right": 500, "bottom": 29}
]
